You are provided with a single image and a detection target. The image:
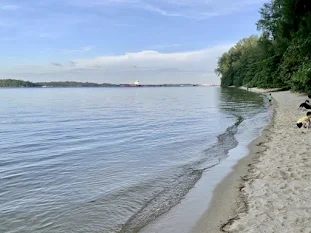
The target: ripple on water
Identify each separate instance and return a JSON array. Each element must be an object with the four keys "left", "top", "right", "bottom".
[{"left": 0, "top": 87, "right": 268, "bottom": 233}]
